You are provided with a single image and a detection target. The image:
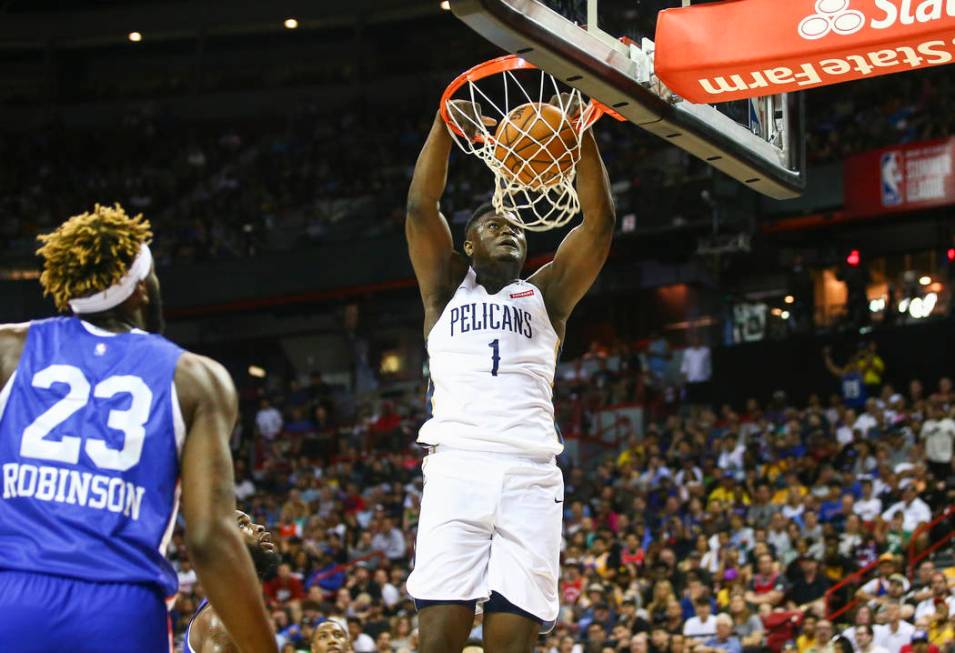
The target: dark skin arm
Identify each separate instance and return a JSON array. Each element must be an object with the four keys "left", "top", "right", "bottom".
[
  {"left": 0, "top": 323, "right": 29, "bottom": 388},
  {"left": 822, "top": 347, "right": 846, "bottom": 377},
  {"left": 189, "top": 608, "right": 242, "bottom": 653},
  {"left": 405, "top": 110, "right": 475, "bottom": 338},
  {"left": 528, "top": 128, "right": 616, "bottom": 340},
  {"left": 177, "top": 353, "right": 277, "bottom": 653}
]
